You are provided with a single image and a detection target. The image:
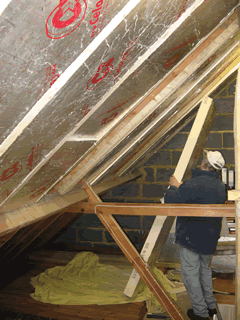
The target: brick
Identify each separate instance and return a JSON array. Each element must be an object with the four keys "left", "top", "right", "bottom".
[
  {"left": 126, "top": 198, "right": 155, "bottom": 203},
  {"left": 217, "top": 87, "right": 228, "bottom": 98},
  {"left": 144, "top": 150, "right": 171, "bottom": 166},
  {"left": 214, "top": 98, "right": 234, "bottom": 114},
  {"left": 223, "top": 132, "right": 234, "bottom": 148},
  {"left": 126, "top": 230, "right": 146, "bottom": 246},
  {"left": 172, "top": 151, "right": 181, "bottom": 166},
  {"left": 84, "top": 214, "right": 104, "bottom": 228},
  {"left": 105, "top": 230, "right": 115, "bottom": 242},
  {"left": 211, "top": 115, "right": 233, "bottom": 131},
  {"left": 228, "top": 81, "right": 236, "bottom": 96},
  {"left": 162, "top": 133, "right": 188, "bottom": 150},
  {"left": 171, "top": 150, "right": 203, "bottom": 168},
  {"left": 142, "top": 184, "right": 167, "bottom": 198},
  {"left": 100, "top": 191, "right": 111, "bottom": 200},
  {"left": 156, "top": 167, "right": 174, "bottom": 183},
  {"left": 54, "top": 227, "right": 77, "bottom": 242},
  {"left": 114, "top": 215, "right": 141, "bottom": 229},
  {"left": 142, "top": 216, "right": 156, "bottom": 230},
  {"left": 180, "top": 118, "right": 195, "bottom": 133},
  {"left": 144, "top": 167, "right": 155, "bottom": 182},
  {"left": 205, "top": 133, "right": 222, "bottom": 148},
  {"left": 93, "top": 243, "right": 119, "bottom": 249},
  {"left": 70, "top": 215, "right": 85, "bottom": 227},
  {"left": 111, "top": 182, "right": 140, "bottom": 197},
  {"left": 220, "top": 149, "right": 235, "bottom": 165},
  {"left": 100, "top": 197, "right": 125, "bottom": 203},
  {"left": 77, "top": 227, "right": 104, "bottom": 242}
]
